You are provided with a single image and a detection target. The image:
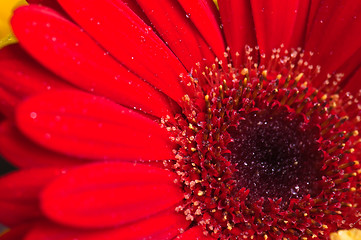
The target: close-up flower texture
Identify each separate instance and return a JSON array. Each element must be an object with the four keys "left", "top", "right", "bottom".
[{"left": 1, "top": 0, "right": 361, "bottom": 239}]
